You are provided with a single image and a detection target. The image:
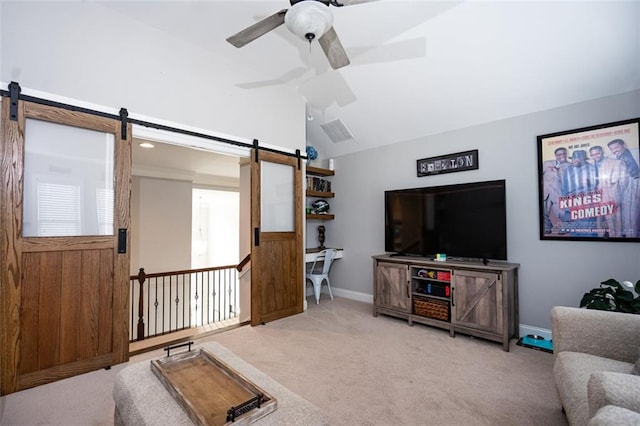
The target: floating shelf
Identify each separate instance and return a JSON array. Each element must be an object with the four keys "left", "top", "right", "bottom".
[
  {"left": 306, "top": 213, "right": 335, "bottom": 220},
  {"left": 306, "top": 165, "right": 335, "bottom": 221},
  {"left": 306, "top": 190, "right": 335, "bottom": 198},
  {"left": 306, "top": 166, "right": 334, "bottom": 177}
]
